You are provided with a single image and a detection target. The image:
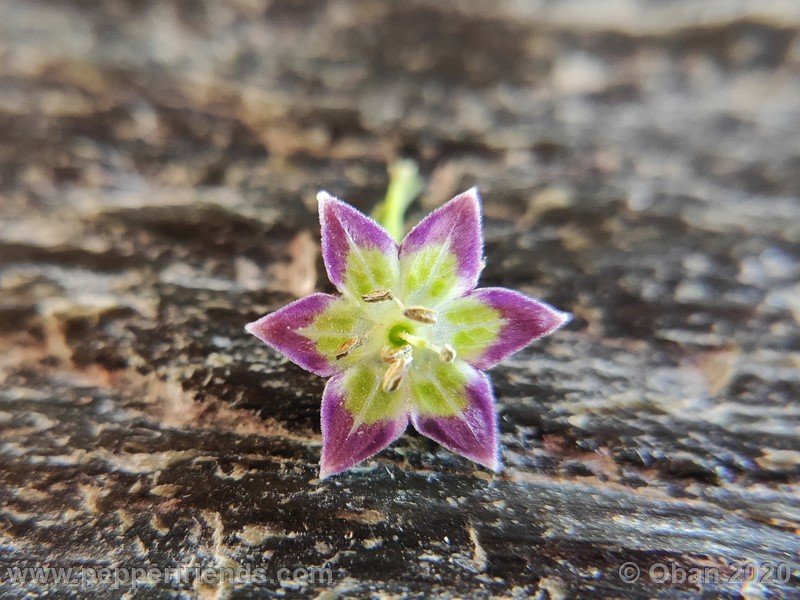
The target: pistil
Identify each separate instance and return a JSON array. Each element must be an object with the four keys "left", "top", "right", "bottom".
[{"left": 398, "top": 332, "right": 456, "bottom": 363}]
